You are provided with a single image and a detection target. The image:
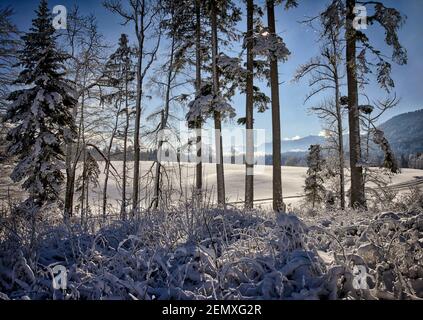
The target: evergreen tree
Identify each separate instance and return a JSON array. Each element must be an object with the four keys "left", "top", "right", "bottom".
[
  {"left": 304, "top": 144, "right": 326, "bottom": 208},
  {"left": 0, "top": 7, "right": 20, "bottom": 112},
  {"left": 5, "top": 0, "right": 76, "bottom": 223},
  {"left": 75, "top": 148, "right": 99, "bottom": 225},
  {"left": 186, "top": 0, "right": 242, "bottom": 207}
]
